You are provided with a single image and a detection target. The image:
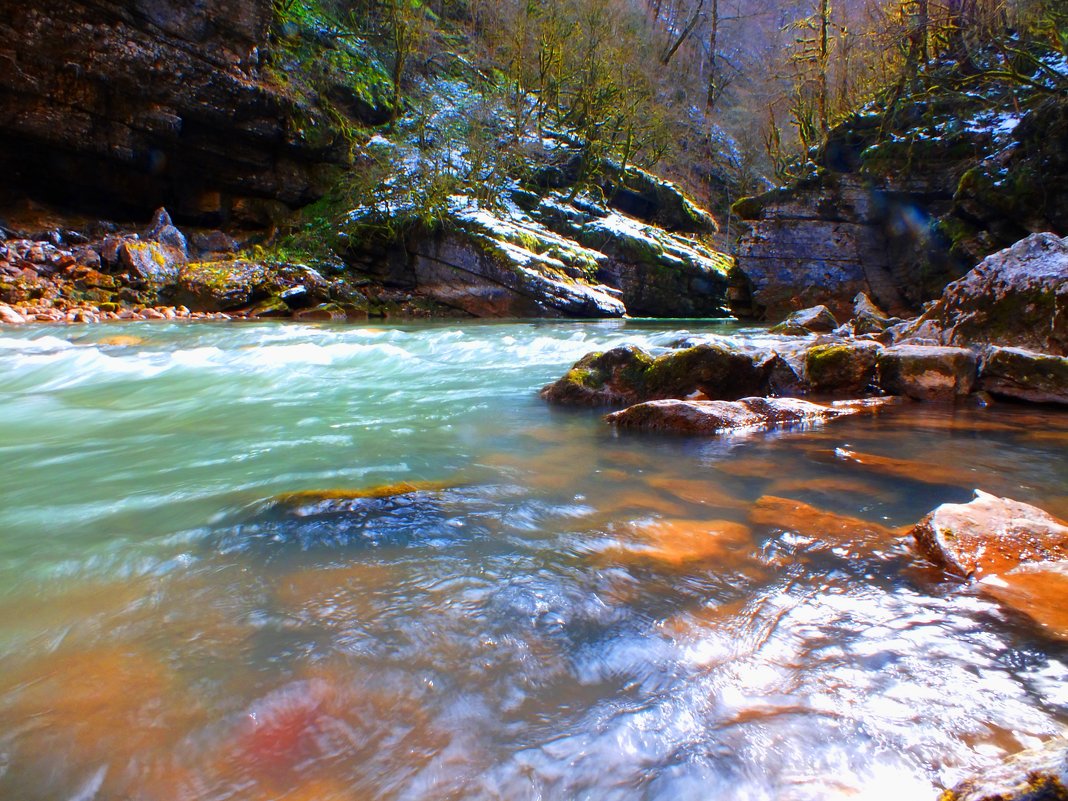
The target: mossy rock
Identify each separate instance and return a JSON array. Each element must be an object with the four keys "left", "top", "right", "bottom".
[{"left": 805, "top": 342, "right": 880, "bottom": 396}]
